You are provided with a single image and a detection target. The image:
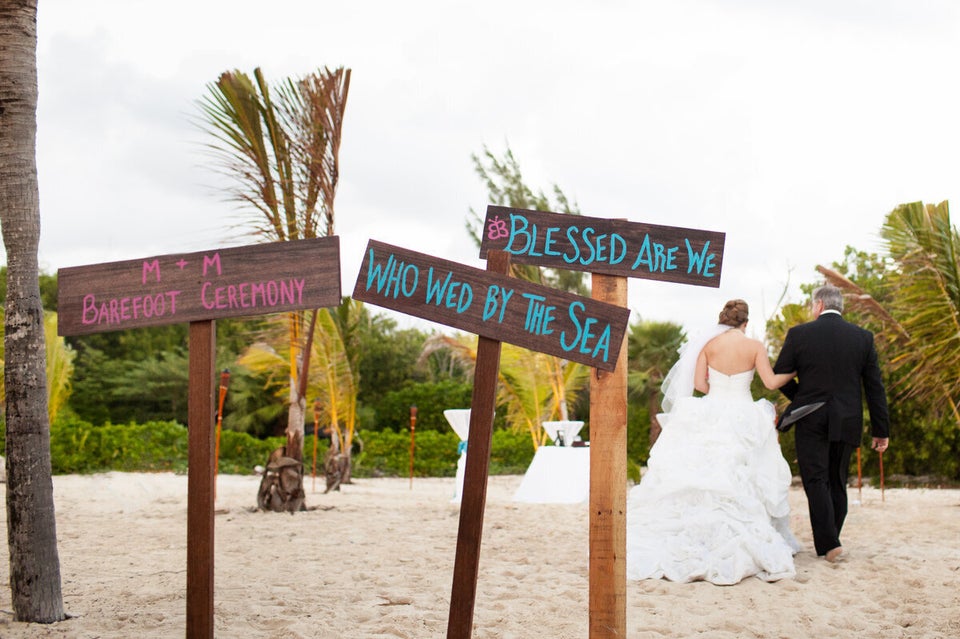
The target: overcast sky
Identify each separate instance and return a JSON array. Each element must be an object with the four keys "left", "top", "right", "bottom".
[{"left": 26, "top": 0, "right": 960, "bottom": 337}]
